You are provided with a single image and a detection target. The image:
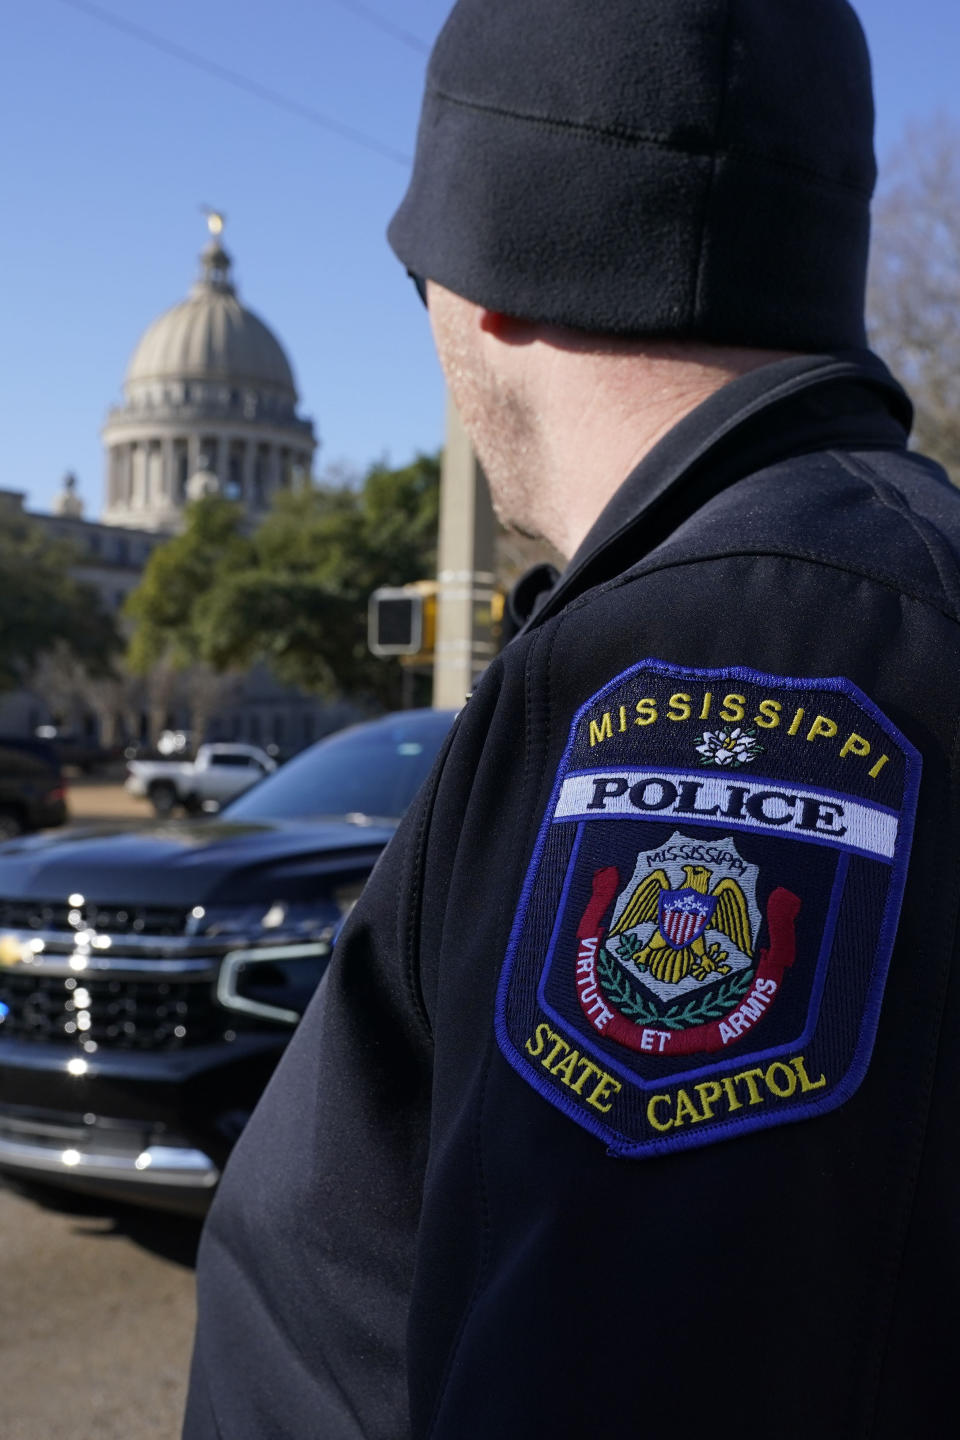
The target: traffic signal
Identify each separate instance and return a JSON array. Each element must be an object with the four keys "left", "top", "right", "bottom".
[{"left": 368, "top": 584, "right": 437, "bottom": 659}]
